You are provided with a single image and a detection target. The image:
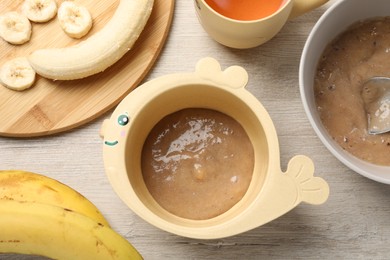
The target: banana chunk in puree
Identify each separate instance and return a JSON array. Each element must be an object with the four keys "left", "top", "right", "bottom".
[{"left": 141, "top": 108, "right": 254, "bottom": 220}]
